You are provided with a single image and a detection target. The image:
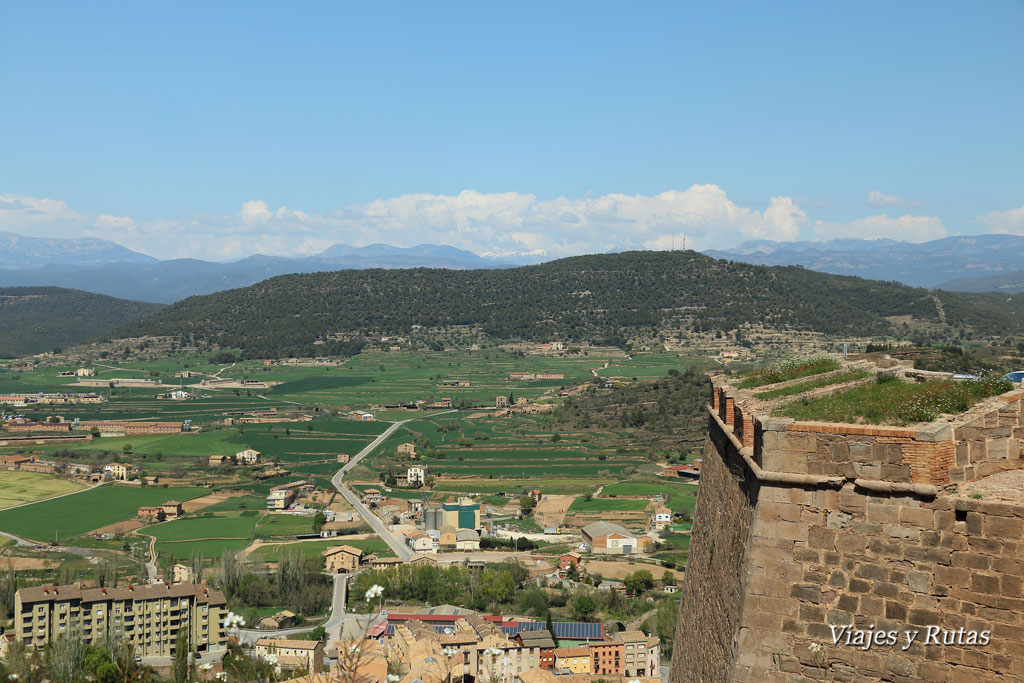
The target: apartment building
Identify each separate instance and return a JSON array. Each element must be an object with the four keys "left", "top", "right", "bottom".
[{"left": 14, "top": 583, "right": 227, "bottom": 658}]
